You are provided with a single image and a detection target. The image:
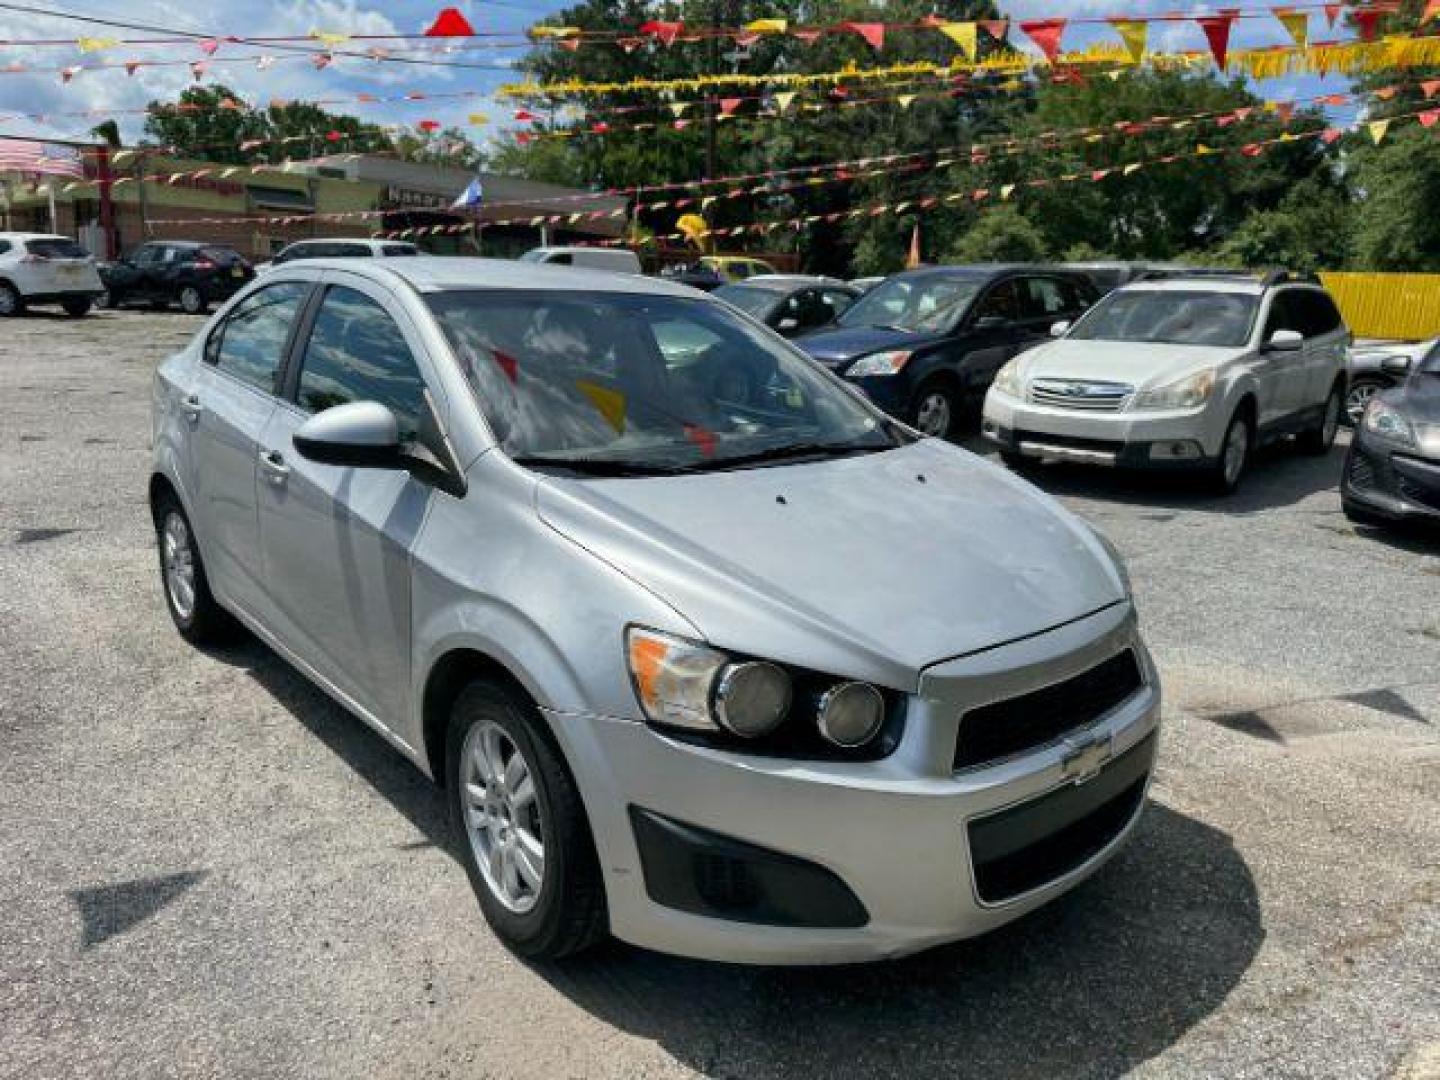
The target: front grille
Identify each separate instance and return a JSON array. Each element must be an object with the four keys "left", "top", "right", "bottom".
[
  {"left": 1029, "top": 379, "right": 1133, "bottom": 412},
  {"left": 954, "top": 650, "right": 1143, "bottom": 771}
]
